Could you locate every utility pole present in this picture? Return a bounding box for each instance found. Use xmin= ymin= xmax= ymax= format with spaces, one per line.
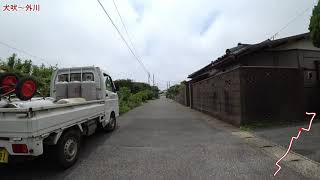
xmin=152 ymin=74 xmax=154 ymax=87
xmin=148 ymin=72 xmax=150 ymax=85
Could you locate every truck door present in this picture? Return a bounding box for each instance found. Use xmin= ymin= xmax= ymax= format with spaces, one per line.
xmin=103 ymin=73 xmax=119 ymax=120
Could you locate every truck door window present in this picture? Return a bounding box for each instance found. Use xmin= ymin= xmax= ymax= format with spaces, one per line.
xmin=105 ymin=76 xmax=113 ymax=92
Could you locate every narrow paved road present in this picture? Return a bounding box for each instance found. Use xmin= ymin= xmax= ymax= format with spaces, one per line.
xmin=0 ymin=97 xmax=305 ymax=179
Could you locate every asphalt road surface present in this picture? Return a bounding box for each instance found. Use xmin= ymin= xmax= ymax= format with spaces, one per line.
xmin=0 ymin=97 xmax=306 ymax=180
xmin=254 ymin=122 xmax=320 ymax=163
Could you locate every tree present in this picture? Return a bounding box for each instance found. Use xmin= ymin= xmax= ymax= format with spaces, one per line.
xmin=166 ymin=83 xmax=184 ymax=99
xmin=309 ymin=1 xmax=320 ymax=47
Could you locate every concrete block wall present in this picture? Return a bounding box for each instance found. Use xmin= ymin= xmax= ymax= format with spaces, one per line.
xmin=175 ymin=86 xmax=187 ymax=106
xmin=240 ymin=67 xmax=304 ymax=124
xmin=192 ymin=68 xmax=242 ymax=125
xmin=189 ymin=67 xmax=304 ymax=126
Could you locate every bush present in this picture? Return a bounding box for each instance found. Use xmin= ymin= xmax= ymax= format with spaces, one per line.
xmin=118 ymin=87 xmax=131 ymax=102
xmin=128 ymin=94 xmax=142 ymax=109
xmin=119 ymin=102 xmax=130 ymax=114
xmin=115 ymin=79 xmax=160 ymax=115
xmin=136 ymin=90 xmax=152 ymax=102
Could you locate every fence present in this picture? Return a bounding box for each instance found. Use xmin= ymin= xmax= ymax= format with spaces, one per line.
xmin=191 ymin=68 xmax=242 ymax=125
xmin=240 ymin=66 xmax=304 ymax=124
xmin=174 ymin=85 xmax=186 ymax=105
xmin=185 ymin=66 xmax=304 ymax=125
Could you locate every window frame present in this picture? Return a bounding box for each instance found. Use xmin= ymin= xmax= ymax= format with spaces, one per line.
xmin=57 ymin=72 xmax=95 ymax=82
xmin=103 ymin=73 xmax=116 ymax=92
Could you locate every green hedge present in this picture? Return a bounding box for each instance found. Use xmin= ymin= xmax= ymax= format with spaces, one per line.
xmin=117 ymin=85 xmax=159 ymax=115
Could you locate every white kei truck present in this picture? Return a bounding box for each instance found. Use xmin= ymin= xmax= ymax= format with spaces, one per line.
xmin=0 ymin=66 xmax=119 ymax=168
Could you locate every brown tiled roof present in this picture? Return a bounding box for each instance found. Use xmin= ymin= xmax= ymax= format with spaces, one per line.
xmin=188 ymin=32 xmax=310 ymax=78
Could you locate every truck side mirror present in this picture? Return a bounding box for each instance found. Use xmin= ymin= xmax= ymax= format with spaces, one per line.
xmin=114 ymin=84 xmax=119 ymax=92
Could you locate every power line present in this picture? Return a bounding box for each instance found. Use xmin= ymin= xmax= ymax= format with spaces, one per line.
xmin=97 ymin=0 xmax=149 ymax=75
xmin=0 ymin=40 xmax=52 ymax=66
xmin=112 ymin=0 xmax=140 ymax=59
xmin=270 ymin=6 xmax=313 ymax=40
xmin=112 ymin=0 xmax=151 ymax=84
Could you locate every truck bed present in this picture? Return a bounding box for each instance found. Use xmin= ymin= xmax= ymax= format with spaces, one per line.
xmin=0 ymin=100 xmax=106 ymax=138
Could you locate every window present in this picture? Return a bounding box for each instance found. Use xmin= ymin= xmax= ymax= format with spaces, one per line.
xmin=70 ymin=73 xmax=81 ymax=82
xmin=104 ymin=74 xmax=115 ymax=92
xmin=58 ymin=74 xmax=68 ymax=82
xmin=82 ymin=73 xmax=94 ymax=81
xmin=57 ymin=73 xmax=95 ymax=82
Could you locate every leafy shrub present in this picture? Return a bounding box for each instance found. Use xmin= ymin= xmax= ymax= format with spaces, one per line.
xmin=118 ymin=87 xmax=131 ymax=102
xmin=128 ymin=93 xmax=142 ymax=109
xmin=119 ymin=102 xmax=130 ymax=114
xmin=115 ymin=79 xmax=160 ymax=115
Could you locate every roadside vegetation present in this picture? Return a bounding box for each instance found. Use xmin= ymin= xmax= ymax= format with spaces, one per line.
xmin=0 ymin=53 xmax=57 ymax=96
xmin=114 ymin=79 xmax=159 ymax=114
xmin=165 ymin=81 xmax=186 ymax=99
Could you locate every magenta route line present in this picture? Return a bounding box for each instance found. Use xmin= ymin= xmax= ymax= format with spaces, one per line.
xmin=274 ymin=112 xmax=317 ymax=176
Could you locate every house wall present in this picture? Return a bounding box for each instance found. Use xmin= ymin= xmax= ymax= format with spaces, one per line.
xmin=186 ymin=38 xmax=320 ymax=125
xmin=300 ymin=50 xmax=320 ymax=112
xmin=175 ymin=85 xmax=187 ymax=106
xmin=185 ymin=82 xmax=190 ymax=106
xmin=240 ymin=50 xmax=300 ymax=67
xmin=190 ymin=66 xmax=304 ymax=125
xmin=191 ymin=68 xmax=242 ymax=125
xmin=276 ymin=50 xmax=300 ymax=67
xmin=240 ymin=67 xmax=304 ymax=124
xmin=273 ymin=38 xmax=320 ymax=51
xmin=240 ymin=51 xmax=275 ymax=66
xmin=240 ymin=49 xmax=320 ymax=113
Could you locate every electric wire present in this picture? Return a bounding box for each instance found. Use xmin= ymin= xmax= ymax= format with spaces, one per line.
xmin=0 ymin=40 xmax=52 ymax=66
xmin=270 ymin=6 xmax=313 ymax=40
xmin=97 ymin=0 xmax=149 ymax=75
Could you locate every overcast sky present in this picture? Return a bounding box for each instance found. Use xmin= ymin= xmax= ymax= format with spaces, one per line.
xmin=0 ymin=0 xmax=318 ymax=89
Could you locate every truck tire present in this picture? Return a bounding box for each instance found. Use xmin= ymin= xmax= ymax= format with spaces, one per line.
xmin=15 ymin=77 xmax=38 ymax=101
xmin=103 ymin=116 xmax=116 ymax=132
xmin=56 ymin=129 xmax=81 ymax=169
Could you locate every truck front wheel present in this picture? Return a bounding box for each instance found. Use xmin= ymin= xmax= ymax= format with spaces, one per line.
xmin=56 ymin=129 xmax=81 ymax=169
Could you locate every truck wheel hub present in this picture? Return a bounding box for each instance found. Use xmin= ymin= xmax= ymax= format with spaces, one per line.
xmin=64 ymin=139 xmax=77 ymax=162
xmin=110 ymin=118 xmax=115 ymax=127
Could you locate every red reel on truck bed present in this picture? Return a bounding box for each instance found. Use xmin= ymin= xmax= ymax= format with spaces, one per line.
xmin=0 ymin=73 xmax=18 ymax=95
xmin=16 ymin=77 xmax=38 ymax=101
xmin=0 ymin=73 xmax=38 ymax=101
